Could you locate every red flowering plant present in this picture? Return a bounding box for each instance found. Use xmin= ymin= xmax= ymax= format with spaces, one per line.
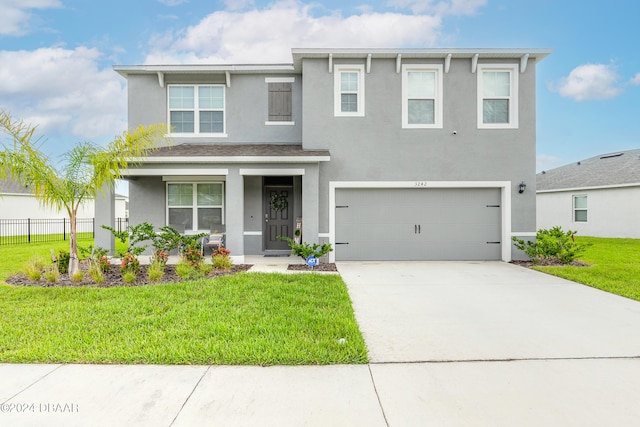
xmin=99 ymin=255 xmax=111 ymax=273
xmin=152 ymin=249 xmax=169 ymax=266
xmin=183 ymin=244 xmax=203 ymax=268
xmin=212 ymin=246 xmax=232 ymax=270
xmin=119 ymin=252 xmax=140 ymax=276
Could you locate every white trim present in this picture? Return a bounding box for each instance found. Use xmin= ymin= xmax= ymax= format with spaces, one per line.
xmin=265 ymin=77 xmax=295 ymax=83
xmin=477 ymin=64 xmax=519 ymax=129
xmin=471 ymin=54 xmax=479 ymax=73
xmin=166 ymin=181 xmax=225 ymax=231
xmin=511 ymin=231 xmax=536 ymax=237
xmin=122 ymin=168 xmax=229 ymax=176
xmin=334 ymin=64 xmax=365 ymax=117
xmin=444 ymin=53 xmax=452 ymax=73
xmin=328 ymin=181 xmax=512 ymax=263
xmin=225 ymin=71 xmax=231 ymax=87
xmin=265 ymin=121 xmax=295 ymax=126
xmin=520 ymin=54 xmax=530 ymax=73
xmin=396 ymin=54 xmax=402 ymax=73
xmin=162 ymin=175 xmax=226 ymax=182
xmin=402 ymin=64 xmax=443 ymax=129
xmin=239 ymin=168 xmax=305 ymax=176
xmin=318 ymin=232 xmax=330 ymax=238
xmin=157 ymin=72 xmax=165 ymax=88
xmin=130 ymin=156 xmax=330 ymax=164
xmin=366 ymin=54 xmax=372 ymax=73
xmin=243 ymin=231 xmax=262 ymax=236
xmin=537 ymin=182 xmax=640 ymax=193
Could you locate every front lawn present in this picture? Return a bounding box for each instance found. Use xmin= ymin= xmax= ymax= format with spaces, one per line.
xmin=0 ymin=272 xmax=368 ymax=365
xmin=533 ymin=236 xmax=640 ymax=302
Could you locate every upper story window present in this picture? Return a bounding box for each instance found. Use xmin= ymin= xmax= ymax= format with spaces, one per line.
xmin=402 ymin=64 xmax=443 ymax=128
xmin=265 ymin=77 xmax=294 ymax=125
xmin=477 ymin=64 xmax=518 ymax=129
xmin=168 ymin=85 xmax=225 ymax=135
xmin=573 ymin=195 xmax=587 ymax=222
xmin=334 ymin=64 xmax=365 ymax=117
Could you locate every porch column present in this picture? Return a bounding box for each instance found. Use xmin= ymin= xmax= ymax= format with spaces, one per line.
xmin=225 ymin=169 xmax=245 ymax=262
xmin=301 ymin=164 xmax=319 ymax=243
xmin=95 ymin=182 xmax=115 ymax=254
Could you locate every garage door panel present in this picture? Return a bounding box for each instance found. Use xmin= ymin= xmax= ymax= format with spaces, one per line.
xmin=335 ymin=188 xmax=501 ymax=261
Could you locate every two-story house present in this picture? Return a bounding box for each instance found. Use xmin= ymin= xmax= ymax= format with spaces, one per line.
xmin=97 ymin=48 xmax=550 ymax=262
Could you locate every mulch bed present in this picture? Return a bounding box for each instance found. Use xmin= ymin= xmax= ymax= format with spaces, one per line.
xmin=510 ymin=259 xmax=590 ymax=268
xmin=287 ymin=263 xmax=338 ymax=272
xmin=6 ymin=264 xmax=253 ymax=288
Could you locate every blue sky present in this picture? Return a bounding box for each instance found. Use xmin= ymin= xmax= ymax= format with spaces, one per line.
xmin=1 ymin=0 xmax=639 ymax=184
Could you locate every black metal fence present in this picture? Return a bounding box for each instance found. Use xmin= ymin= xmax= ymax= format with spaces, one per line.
xmin=0 ymin=218 xmax=129 ymax=245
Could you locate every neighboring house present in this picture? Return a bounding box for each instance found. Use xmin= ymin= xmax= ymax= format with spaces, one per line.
xmin=97 ymin=47 xmax=551 ymax=262
xmin=537 ymin=149 xmax=640 ymax=238
xmin=0 ymin=178 xmax=128 ymax=220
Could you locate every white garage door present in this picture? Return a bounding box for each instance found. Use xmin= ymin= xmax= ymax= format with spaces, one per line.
xmin=335 ymin=188 xmax=502 ymax=261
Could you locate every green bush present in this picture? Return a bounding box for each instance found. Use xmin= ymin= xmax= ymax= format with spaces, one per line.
xmin=147 ymin=261 xmax=165 ymax=283
xmin=56 ymin=250 xmax=70 ymax=274
xmin=24 ymin=255 xmax=46 ymax=280
xmin=278 ymin=236 xmax=333 ymax=261
xmin=512 ymin=226 xmax=590 ymax=264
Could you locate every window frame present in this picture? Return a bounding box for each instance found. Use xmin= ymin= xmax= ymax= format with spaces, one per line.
xmin=167 ymin=84 xmax=226 ymax=136
xmin=477 ymin=64 xmax=519 ymax=129
xmin=166 ymin=182 xmax=225 ymax=232
xmin=402 ymin=64 xmax=443 ymax=129
xmin=334 ymin=64 xmax=365 ymax=117
xmin=573 ymin=194 xmax=588 ymax=223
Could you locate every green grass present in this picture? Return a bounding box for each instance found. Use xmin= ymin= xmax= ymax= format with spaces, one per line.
xmin=0 ymin=241 xmax=368 ymax=365
xmin=533 ymin=236 xmax=640 ymax=302
xmin=0 ymin=232 xmax=93 ymax=246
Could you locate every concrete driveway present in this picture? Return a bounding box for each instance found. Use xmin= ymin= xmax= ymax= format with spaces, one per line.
xmin=338 ymin=261 xmax=640 ymax=363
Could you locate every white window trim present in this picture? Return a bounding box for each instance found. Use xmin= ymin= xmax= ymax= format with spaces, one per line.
xmin=167 ymin=84 xmax=227 ymax=137
xmin=166 ymin=182 xmax=225 ymax=232
xmin=477 ymin=64 xmax=519 ymax=129
xmin=402 ymin=64 xmax=443 ymax=129
xmin=334 ymin=64 xmax=365 ymax=117
xmin=573 ymin=194 xmax=588 ymax=223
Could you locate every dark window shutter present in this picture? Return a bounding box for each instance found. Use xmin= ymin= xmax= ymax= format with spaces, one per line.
xmin=268 ymin=83 xmax=292 ymax=121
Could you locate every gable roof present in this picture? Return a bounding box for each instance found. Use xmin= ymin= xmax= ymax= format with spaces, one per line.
xmin=537 ymin=149 xmax=640 ymax=191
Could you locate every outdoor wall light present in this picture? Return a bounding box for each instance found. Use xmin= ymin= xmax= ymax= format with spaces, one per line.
xmin=518 ymin=181 xmax=527 ymax=194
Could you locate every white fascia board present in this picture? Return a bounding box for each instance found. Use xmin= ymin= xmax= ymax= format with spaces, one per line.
xmin=114 ymin=64 xmax=295 ymax=77
xmin=239 ymin=168 xmax=305 ymax=176
xmin=130 ymin=156 xmax=330 ymax=163
xmin=121 ymin=168 xmax=229 ymax=176
xmin=537 ymin=183 xmax=640 ymax=193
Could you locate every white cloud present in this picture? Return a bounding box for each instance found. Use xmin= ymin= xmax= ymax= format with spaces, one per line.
xmin=0 ymin=0 xmax=61 ymax=36
xmin=552 ymin=63 xmax=622 ymax=101
xmin=630 ymin=72 xmax=640 ymax=86
xmin=145 ymin=0 xmax=443 ymax=64
xmin=387 ymin=0 xmax=487 ymax=15
xmin=0 ymin=47 xmax=126 ymax=144
xmin=536 ymin=154 xmax=564 ymax=172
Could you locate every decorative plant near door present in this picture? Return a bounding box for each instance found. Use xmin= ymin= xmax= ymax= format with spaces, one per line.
xmin=278 ymin=236 xmax=333 ymax=262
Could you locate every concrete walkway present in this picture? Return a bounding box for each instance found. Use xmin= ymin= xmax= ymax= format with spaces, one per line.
xmin=2 ymin=261 xmax=640 ymax=426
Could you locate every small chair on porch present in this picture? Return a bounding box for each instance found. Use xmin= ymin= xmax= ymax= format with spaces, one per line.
xmin=201 ymin=225 xmax=226 ymax=255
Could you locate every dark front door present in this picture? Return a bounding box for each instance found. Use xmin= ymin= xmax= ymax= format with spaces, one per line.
xmin=264 ymin=185 xmax=293 ymax=250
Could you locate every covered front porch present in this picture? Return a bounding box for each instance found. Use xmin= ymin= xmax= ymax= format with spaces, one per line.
xmin=95 ymin=144 xmax=330 ymax=263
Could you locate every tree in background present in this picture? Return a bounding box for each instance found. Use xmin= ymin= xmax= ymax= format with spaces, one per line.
xmin=0 ymin=110 xmax=167 ymax=276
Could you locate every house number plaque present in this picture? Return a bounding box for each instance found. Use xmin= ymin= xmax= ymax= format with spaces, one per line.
xmin=414 ymin=181 xmax=429 ymax=187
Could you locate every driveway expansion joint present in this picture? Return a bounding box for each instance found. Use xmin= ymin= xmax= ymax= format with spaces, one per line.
xmin=369 ymin=355 xmax=640 ymax=365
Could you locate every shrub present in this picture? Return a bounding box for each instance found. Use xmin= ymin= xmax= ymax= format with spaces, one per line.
xmin=102 ymin=222 xmax=156 ymax=257
xmin=122 ymin=271 xmax=137 ymax=284
xmin=152 ymin=249 xmax=169 ymax=266
xmin=278 ymin=236 xmax=333 ymax=262
xmin=24 ymin=255 xmax=46 ymax=281
xmin=176 ymin=260 xmax=195 ymax=280
xmin=119 ymin=253 xmax=140 ymax=277
xmin=71 ymin=271 xmax=84 ymax=283
xmin=99 ymin=255 xmax=111 ymax=273
xmin=56 ymin=250 xmax=70 ymax=274
xmin=183 ymin=245 xmax=203 ymax=269
xmin=512 ymin=226 xmax=590 ymax=264
xmin=198 ymin=263 xmax=213 ymax=277
xmin=88 ymin=265 xmax=105 ymax=284
xmin=43 ymin=267 xmax=59 ymax=283
xmin=212 ymin=246 xmax=233 ymax=270
xmin=147 ymin=261 xmax=165 ymax=283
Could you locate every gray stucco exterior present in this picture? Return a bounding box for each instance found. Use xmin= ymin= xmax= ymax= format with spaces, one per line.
xmin=97 ymin=48 xmax=550 ymax=262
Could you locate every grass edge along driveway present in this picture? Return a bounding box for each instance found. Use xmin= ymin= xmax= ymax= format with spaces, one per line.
xmin=0 ymin=272 xmax=369 ymax=365
xmin=532 ymin=236 xmax=640 ymax=302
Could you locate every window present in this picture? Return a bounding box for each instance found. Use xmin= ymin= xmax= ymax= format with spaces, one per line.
xmin=167 ymin=183 xmax=224 ymax=231
xmin=266 ymin=78 xmax=294 ymax=125
xmin=573 ymin=195 xmax=587 ymax=222
xmin=334 ymin=64 xmax=365 ymax=117
xmin=477 ymin=64 xmax=518 ymax=129
xmin=168 ymin=85 xmax=225 ymax=135
xmin=402 ymin=64 xmax=443 ymax=128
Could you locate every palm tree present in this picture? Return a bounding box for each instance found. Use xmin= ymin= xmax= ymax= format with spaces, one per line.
xmin=0 ymin=110 xmax=167 ymax=276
